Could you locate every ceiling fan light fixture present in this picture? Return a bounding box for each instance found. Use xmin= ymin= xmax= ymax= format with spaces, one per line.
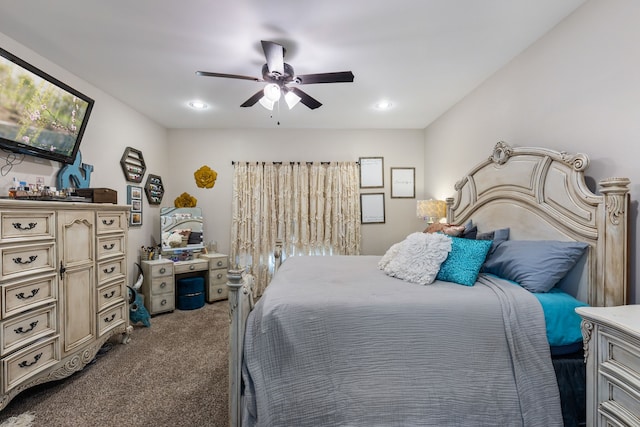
xmin=263 ymin=83 xmax=281 ymax=102
xmin=259 ymin=96 xmax=275 ymax=111
xmin=284 ymin=91 xmax=301 ymax=109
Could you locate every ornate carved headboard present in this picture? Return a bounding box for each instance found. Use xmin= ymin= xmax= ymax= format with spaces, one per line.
xmin=446 ymin=142 xmax=630 ymax=307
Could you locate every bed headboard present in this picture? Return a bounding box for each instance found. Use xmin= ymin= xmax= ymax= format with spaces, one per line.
xmin=446 ymin=141 xmax=630 ymax=307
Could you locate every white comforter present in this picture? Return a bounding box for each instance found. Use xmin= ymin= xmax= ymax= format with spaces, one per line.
xmin=241 ymin=255 xmax=563 ymax=427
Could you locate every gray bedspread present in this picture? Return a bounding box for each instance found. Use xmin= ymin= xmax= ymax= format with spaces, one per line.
xmin=241 ymin=255 xmax=563 ymax=426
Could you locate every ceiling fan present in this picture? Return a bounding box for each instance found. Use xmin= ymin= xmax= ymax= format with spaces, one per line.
xmin=196 ymin=40 xmax=354 ymax=110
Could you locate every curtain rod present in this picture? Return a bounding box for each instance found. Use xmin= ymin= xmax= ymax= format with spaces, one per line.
xmin=231 ymin=161 xmax=357 ymax=166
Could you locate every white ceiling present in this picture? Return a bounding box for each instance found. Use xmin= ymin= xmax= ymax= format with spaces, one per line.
xmin=0 ymin=0 xmax=586 ymax=129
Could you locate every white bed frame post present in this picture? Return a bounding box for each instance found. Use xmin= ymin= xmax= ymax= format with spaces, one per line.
xmin=597 ymin=177 xmax=630 ymax=307
xmin=227 ymin=267 xmax=251 ymax=427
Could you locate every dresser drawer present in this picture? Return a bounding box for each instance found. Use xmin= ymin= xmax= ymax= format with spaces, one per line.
xmin=0 ymin=242 xmax=56 ymax=281
xmin=148 ymin=293 xmax=174 ymax=313
xmin=97 ymin=235 xmax=125 ymax=260
xmin=208 ymin=255 xmax=229 ymax=270
xmin=97 ymin=257 xmax=126 ymax=285
xmin=209 ymin=269 xmax=227 ymax=286
xmin=1 ymin=305 xmax=57 ymax=356
xmin=1 ymin=274 xmax=57 ymax=319
xmin=96 ymin=212 xmax=126 ymax=234
xmin=207 ymin=283 xmax=228 ymax=302
xmin=97 ymin=302 xmax=126 ymax=337
xmin=174 ymin=259 xmax=208 ymax=274
xmin=3 ymin=336 xmax=59 ymax=392
xmin=147 ymin=262 xmax=173 ymax=278
xmin=97 ymin=280 xmax=125 ymax=312
xmin=0 ymin=211 xmax=55 ymax=242
xmin=149 ymin=276 xmax=174 ymax=295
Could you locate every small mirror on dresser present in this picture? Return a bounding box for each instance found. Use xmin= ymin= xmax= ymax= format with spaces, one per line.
xmin=160 ymin=207 xmax=205 ymax=255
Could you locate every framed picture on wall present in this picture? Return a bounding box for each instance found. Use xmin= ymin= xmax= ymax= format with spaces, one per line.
xmin=390 ymin=167 xmax=415 ymax=198
xmin=127 ymin=185 xmax=143 ymax=226
xmin=359 ymin=157 xmax=384 ymax=188
xmin=360 ymin=193 xmax=385 ymax=224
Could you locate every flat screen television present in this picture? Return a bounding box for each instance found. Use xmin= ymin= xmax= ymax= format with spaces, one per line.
xmin=0 ymin=46 xmax=94 ymax=164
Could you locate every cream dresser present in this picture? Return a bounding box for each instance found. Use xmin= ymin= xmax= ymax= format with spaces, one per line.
xmin=576 ymin=305 xmax=640 ymax=426
xmin=0 ymin=200 xmax=131 ymax=410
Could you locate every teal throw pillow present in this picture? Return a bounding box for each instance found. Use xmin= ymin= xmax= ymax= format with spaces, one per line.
xmin=436 ymin=237 xmax=492 ymax=286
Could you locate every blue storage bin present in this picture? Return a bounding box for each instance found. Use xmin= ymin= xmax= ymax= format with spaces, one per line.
xmin=176 ymin=277 xmax=205 ymax=310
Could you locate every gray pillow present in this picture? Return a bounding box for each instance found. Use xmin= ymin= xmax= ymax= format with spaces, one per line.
xmin=477 ymin=227 xmax=510 ymax=255
xmin=482 ymin=240 xmax=589 ymax=292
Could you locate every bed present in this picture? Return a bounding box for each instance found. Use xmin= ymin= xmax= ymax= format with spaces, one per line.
xmin=227 ymin=142 xmax=630 ymax=427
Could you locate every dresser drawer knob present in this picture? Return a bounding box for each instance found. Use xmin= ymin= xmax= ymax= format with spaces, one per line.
xmin=16 ymin=288 xmax=40 ymax=300
xmin=160 ymin=281 xmax=167 ymax=288
xmin=104 ymin=314 xmax=116 ymax=323
xmin=13 ymin=255 xmax=38 ymax=265
xmin=189 ymin=265 xmax=196 ymax=271
xmin=103 ymin=243 xmax=116 ymax=250
xmin=216 ymin=273 xmax=223 ymax=280
xmin=103 ymin=290 xmax=116 ymax=299
xmin=103 ymin=266 xmax=116 ymax=274
xmin=18 ymin=352 xmax=42 ymax=368
xmin=12 ymin=222 xmax=37 ymax=231
xmin=217 ymin=261 xmax=223 ymax=267
xmin=159 ymin=267 xmax=166 ymax=274
xmin=14 ymin=321 xmax=39 ymax=334
xmin=102 ymin=219 xmax=115 ymax=226
xmin=160 ymin=299 xmax=167 ymax=306
xmin=217 ymin=288 xmax=223 ymax=294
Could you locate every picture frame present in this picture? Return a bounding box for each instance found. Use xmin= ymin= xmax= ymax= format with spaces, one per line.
xmin=390 ymin=167 xmax=415 ymax=198
xmin=359 ymin=157 xmax=384 ymax=188
xmin=127 ymin=185 xmax=143 ymax=226
xmin=360 ymin=193 xmax=385 ymax=224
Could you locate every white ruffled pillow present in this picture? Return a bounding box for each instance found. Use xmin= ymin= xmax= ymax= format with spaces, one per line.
xmin=378 ymin=232 xmax=452 ymax=285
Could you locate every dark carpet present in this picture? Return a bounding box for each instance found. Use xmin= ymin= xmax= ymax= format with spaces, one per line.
xmin=0 ymin=301 xmax=229 ymax=427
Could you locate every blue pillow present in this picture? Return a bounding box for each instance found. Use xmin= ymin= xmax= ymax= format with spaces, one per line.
xmin=477 ymin=227 xmax=510 ymax=255
xmin=482 ymin=240 xmax=589 ymax=292
xmin=436 ymin=237 xmax=492 ymax=286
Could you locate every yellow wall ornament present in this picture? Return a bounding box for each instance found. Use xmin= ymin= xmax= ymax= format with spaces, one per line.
xmin=194 ymin=165 xmax=218 ymax=189
xmin=174 ymin=192 xmax=197 ymax=208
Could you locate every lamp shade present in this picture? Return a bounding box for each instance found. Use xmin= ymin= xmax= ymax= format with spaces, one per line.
xmin=416 ymin=199 xmax=446 ymax=222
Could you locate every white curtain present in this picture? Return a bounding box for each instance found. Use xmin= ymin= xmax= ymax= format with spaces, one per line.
xmin=230 ymin=161 xmax=361 ymax=295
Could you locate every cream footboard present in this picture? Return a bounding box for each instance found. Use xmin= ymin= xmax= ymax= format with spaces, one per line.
xmin=227 ymin=240 xmax=282 ymax=427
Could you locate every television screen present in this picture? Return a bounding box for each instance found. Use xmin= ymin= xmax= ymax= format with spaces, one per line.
xmin=0 ymin=46 xmax=94 ymax=164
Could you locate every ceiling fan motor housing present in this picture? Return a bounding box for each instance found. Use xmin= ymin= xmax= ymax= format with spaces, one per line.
xmin=262 ymin=63 xmax=295 ymax=86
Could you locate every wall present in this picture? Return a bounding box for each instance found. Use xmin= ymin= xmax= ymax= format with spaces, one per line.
xmin=0 ymin=32 xmax=170 ymax=279
xmin=166 ymin=129 xmax=426 ymax=256
xmin=423 ymin=0 xmax=639 ymax=304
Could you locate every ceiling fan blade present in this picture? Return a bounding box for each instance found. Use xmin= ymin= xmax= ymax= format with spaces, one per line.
xmin=295 ymin=71 xmax=354 ymax=85
xmin=289 ymin=87 xmax=322 ymax=110
xmin=261 ymin=40 xmax=285 ymax=75
xmin=196 ymin=71 xmax=261 ymax=82
xmin=240 ymin=90 xmax=265 ymax=107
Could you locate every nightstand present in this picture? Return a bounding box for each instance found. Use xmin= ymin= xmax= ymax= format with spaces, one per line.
xmin=140 ymin=259 xmax=175 ymax=315
xmin=576 ymin=305 xmax=640 ymax=426
xmin=199 ymin=253 xmax=229 ymax=302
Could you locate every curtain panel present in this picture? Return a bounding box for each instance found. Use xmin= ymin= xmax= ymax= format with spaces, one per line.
xmin=230 ymin=161 xmax=361 ymax=295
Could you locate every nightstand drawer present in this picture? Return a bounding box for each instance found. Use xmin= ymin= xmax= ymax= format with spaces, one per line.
xmin=148 ymin=262 xmax=173 ymax=278
xmin=1 ymin=305 xmax=57 ymax=356
xmin=208 ymin=283 xmax=228 ymax=302
xmin=149 ymin=277 xmax=174 ymax=296
xmin=149 ymin=294 xmax=174 ymax=313
xmin=2 ymin=274 xmax=56 ymax=319
xmin=598 ymin=327 xmax=640 ymax=380
xmin=208 ymin=255 xmax=229 ymax=270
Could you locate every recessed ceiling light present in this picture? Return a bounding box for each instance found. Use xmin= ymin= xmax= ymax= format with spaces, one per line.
xmin=374 ymin=100 xmax=393 ymax=110
xmin=188 ymin=100 xmax=208 ymax=110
